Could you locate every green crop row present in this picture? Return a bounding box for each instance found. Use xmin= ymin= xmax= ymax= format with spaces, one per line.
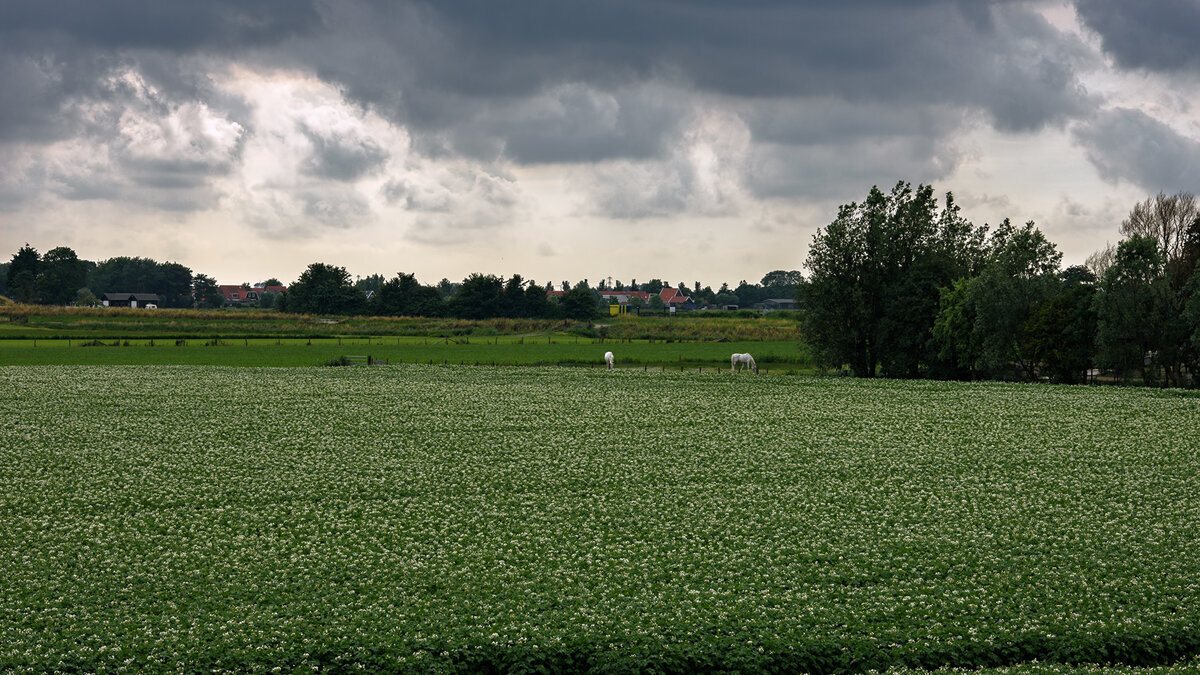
xmin=1 ymin=366 xmax=1198 ymax=672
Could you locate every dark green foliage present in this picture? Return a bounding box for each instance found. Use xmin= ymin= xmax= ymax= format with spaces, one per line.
xmin=1023 ymin=269 xmax=1098 ymax=384
xmin=192 ymin=273 xmax=225 ymax=309
xmin=558 ymin=285 xmax=598 ymax=320
xmin=370 ymin=272 xmax=446 ymax=317
xmin=804 ymin=183 xmax=988 ymax=377
xmin=88 ymin=256 xmax=194 ymax=308
xmin=36 ymin=246 xmax=88 ymax=305
xmin=1094 ymin=236 xmax=1167 ymax=384
xmin=279 ymin=262 xmax=368 ymax=315
xmin=933 ymin=220 xmax=1066 ymax=380
xmin=6 ymin=244 xmax=41 ymax=303
xmin=447 ymin=273 xmax=505 ymax=319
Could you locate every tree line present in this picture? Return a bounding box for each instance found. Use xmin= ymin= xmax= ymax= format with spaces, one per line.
xmin=2 ymin=245 xmax=801 ymax=321
xmin=1 ymin=249 xmax=197 ymax=308
xmin=275 ymin=266 xmax=801 ymax=320
xmin=803 ymin=183 xmax=1200 ymax=386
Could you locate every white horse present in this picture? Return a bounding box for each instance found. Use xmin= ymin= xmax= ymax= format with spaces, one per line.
xmin=731 ymin=353 xmax=757 ymax=373
xmin=604 ymin=351 xmax=614 ymax=370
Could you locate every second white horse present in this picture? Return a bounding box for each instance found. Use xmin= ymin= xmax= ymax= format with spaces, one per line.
xmin=731 ymin=353 xmax=757 ymax=373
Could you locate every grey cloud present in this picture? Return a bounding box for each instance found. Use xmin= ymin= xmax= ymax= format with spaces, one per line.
xmin=300 ymin=188 xmax=372 ymax=227
xmin=1072 ymin=107 xmax=1200 ymax=192
xmin=297 ymin=0 xmax=1095 ymax=163
xmin=301 ymin=127 xmax=389 ymax=182
xmin=741 ymin=98 xmax=966 ymax=200
xmin=0 ymin=0 xmax=322 ymax=52
xmin=481 ymin=84 xmax=684 ymax=164
xmin=382 ymin=163 xmax=522 ymax=244
xmin=0 ymin=1 xmax=314 ymax=145
xmin=748 ymin=135 xmax=963 ymax=202
xmin=1075 ymin=0 xmax=1200 ymax=72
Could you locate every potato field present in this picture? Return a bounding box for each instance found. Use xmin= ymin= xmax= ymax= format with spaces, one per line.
xmin=2 ymin=365 xmax=1199 ymax=673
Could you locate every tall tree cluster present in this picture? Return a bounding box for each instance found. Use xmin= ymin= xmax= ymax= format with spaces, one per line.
xmin=805 ymin=185 xmax=1200 ymax=386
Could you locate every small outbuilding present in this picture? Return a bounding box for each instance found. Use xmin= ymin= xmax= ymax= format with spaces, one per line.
xmin=101 ymin=293 xmax=160 ymax=308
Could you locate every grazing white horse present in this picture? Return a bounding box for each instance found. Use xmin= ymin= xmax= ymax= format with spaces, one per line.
xmin=604 ymin=351 xmax=614 ymax=370
xmin=731 ymin=352 xmax=758 ymax=373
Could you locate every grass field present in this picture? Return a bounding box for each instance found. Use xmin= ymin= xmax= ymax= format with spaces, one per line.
xmin=2 ymin=365 xmax=1199 ymax=672
xmin=0 ymin=337 xmax=813 ymax=371
xmin=0 ymin=304 xmax=804 ymax=343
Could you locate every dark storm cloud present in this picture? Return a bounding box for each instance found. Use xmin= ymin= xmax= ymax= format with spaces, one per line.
xmin=398 ymin=1 xmax=1091 ymax=127
xmin=1 ymin=0 xmax=1181 ymax=229
xmin=0 ymin=0 xmax=319 ymax=143
xmin=0 ymin=0 xmax=321 ymax=52
xmin=290 ymin=0 xmax=1095 ymax=167
xmin=1073 ymin=108 xmax=1200 ymax=193
xmin=1074 ymin=0 xmax=1200 ymax=72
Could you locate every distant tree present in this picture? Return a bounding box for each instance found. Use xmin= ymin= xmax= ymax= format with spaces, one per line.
xmin=89 ymin=257 xmax=192 ymax=307
xmin=931 ymin=220 xmax=1063 ymax=380
xmin=559 ymin=285 xmax=598 ymax=320
xmin=1094 ymin=236 xmax=1165 ymax=384
xmin=648 ymin=295 xmax=665 ymax=311
xmin=280 ymin=263 xmax=367 ymax=315
xmin=448 ymin=274 xmax=505 ymax=319
xmin=760 ymin=270 xmax=804 ymax=288
xmin=192 ymin=274 xmax=225 ymax=309
xmin=734 ymin=280 xmax=764 ymax=307
xmin=502 ymin=275 xmax=527 ymax=317
xmin=6 ymin=244 xmax=40 ymax=303
xmin=36 ymin=246 xmax=87 ymax=305
xmin=522 ymin=281 xmax=553 ymax=318
xmin=1086 ymin=243 xmax=1116 ymax=281
xmin=806 ymin=184 xmax=943 ymax=376
xmin=0 ymin=262 xmax=9 ymax=296
xmin=1120 ymin=192 xmax=1198 ymax=274
xmin=714 ymin=292 xmax=739 ymax=307
xmin=371 ymin=272 xmax=445 ymax=317
xmin=1185 ymin=261 xmax=1200 ymax=359
xmin=437 ymin=278 xmax=459 ymax=299
xmin=1022 ymin=266 xmax=1098 ymax=383
xmin=158 ymin=262 xmax=193 ymax=308
xmin=261 ymin=277 xmax=283 ymax=287
xmin=257 ymin=290 xmax=281 ymax=309
xmin=642 ymin=279 xmax=665 ymax=294
xmin=74 ymin=288 xmax=99 ymax=307
xmin=355 ymin=273 xmax=386 ymax=296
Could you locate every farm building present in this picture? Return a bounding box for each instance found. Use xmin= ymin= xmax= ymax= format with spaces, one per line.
xmin=101 ymin=293 xmax=159 ymax=308
xmin=754 ymin=298 xmax=798 ymax=311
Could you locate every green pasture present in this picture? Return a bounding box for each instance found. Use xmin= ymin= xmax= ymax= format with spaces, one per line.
xmin=2 ymin=365 xmax=1199 ymax=672
xmin=0 ymin=336 xmax=814 ymax=371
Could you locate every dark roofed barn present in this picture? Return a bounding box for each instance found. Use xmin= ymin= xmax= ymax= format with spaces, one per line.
xmin=101 ymin=293 xmax=160 ymax=308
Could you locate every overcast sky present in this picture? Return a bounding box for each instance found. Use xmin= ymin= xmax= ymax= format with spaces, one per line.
xmin=2 ymin=0 xmax=1198 ymax=289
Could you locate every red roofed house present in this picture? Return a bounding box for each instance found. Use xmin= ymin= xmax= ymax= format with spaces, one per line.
xmin=659 ymin=287 xmax=692 ymax=308
xmin=219 ymin=284 xmax=287 ymax=304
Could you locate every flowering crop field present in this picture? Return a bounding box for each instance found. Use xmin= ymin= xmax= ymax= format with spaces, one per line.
xmin=2 ymin=365 xmax=1199 ymax=673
